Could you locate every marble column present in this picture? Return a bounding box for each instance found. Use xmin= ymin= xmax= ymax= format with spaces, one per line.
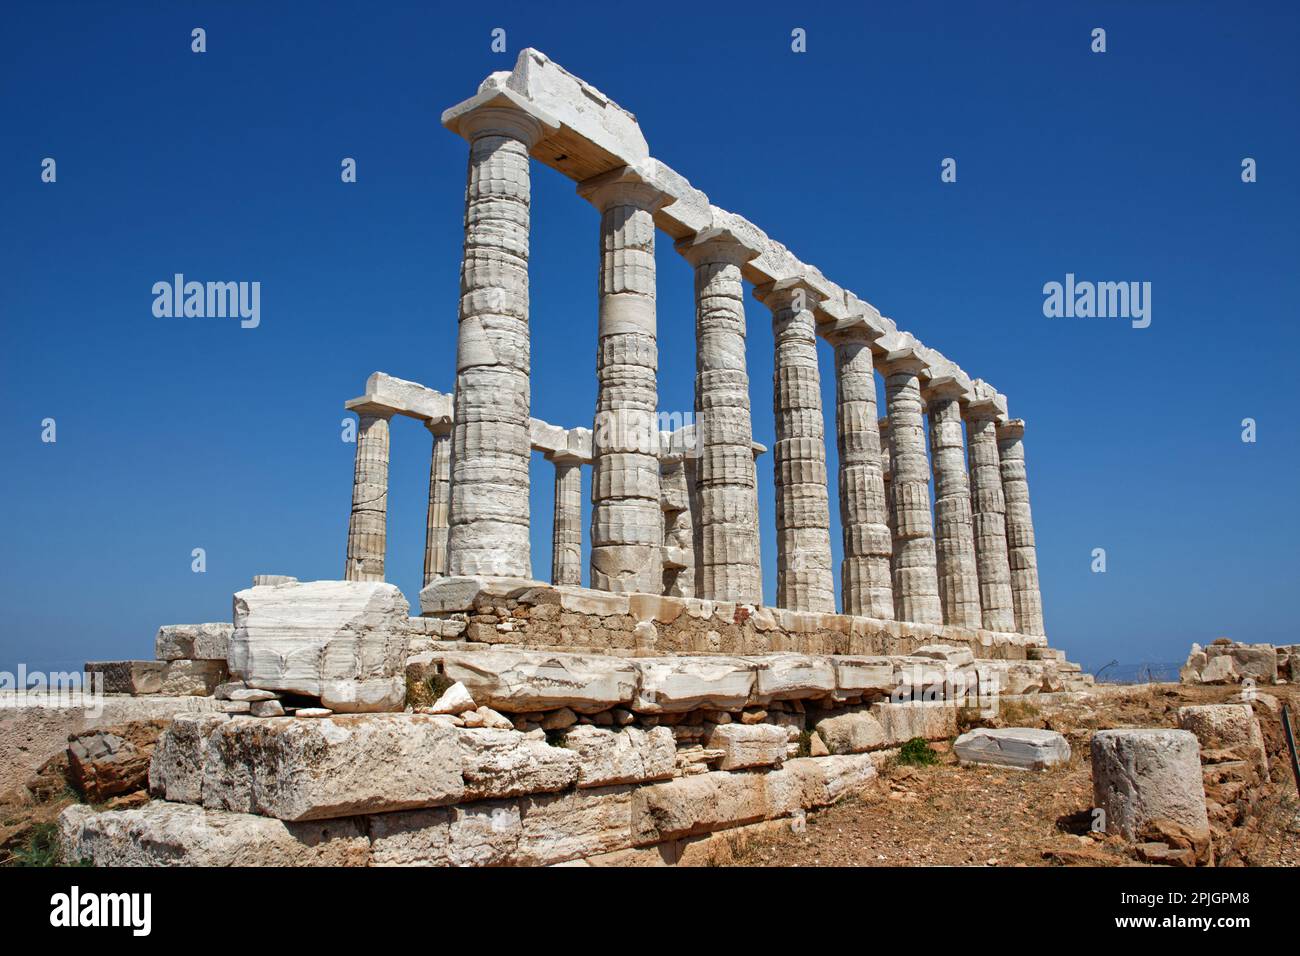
xmin=879 ymin=418 xmax=898 ymax=584
xmin=659 ymin=441 xmax=695 ymax=598
xmin=445 ymin=104 xmax=545 ymax=579
xmin=549 ymin=454 xmax=583 ymax=587
xmin=830 ymin=330 xmax=894 ymax=619
xmin=924 ymin=381 xmax=982 ymax=628
xmin=997 ymin=419 xmax=1046 ymax=636
xmin=676 ymin=231 xmax=761 ymax=603
xmin=422 ymin=425 xmax=452 ymax=587
xmin=579 ymin=168 xmax=664 ymax=594
xmin=344 ymin=409 xmax=392 ymax=583
xmin=879 ymin=349 xmax=942 ymax=624
xmin=965 ymin=394 xmax=1016 ymax=632
xmin=756 ymin=280 xmax=835 ymax=613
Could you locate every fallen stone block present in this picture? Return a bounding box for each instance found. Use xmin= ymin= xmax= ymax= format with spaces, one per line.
xmin=953 ymin=728 xmax=1071 ymax=771
xmin=84 ymin=661 xmax=163 ymax=696
xmin=704 ymin=723 xmax=788 ymax=770
xmin=632 ymin=656 xmax=756 ymax=713
xmin=1177 ymin=704 xmax=1268 ymax=773
xmin=441 ymin=649 xmax=638 ymax=714
xmin=1199 ymin=655 xmax=1239 ymax=685
xmin=228 ymin=580 xmax=409 ymax=713
xmin=67 ymin=724 xmax=164 ymax=802
xmin=60 ymin=801 xmax=370 ymax=867
xmin=560 ymin=725 xmax=676 ymax=788
xmin=1091 ymin=729 xmax=1210 ymax=842
xmin=201 ymin=715 xmax=464 ymax=821
xmin=154 ymin=623 xmax=233 ymax=662
xmin=869 ymin=701 xmax=957 ymax=746
xmin=814 ymin=711 xmax=887 ymax=755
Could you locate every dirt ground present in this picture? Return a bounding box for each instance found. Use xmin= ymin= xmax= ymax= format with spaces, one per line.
xmin=722 ymin=683 xmax=1300 ymax=868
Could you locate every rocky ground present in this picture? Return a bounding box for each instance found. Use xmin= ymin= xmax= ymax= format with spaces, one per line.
xmin=719 ymin=683 xmax=1300 ymax=868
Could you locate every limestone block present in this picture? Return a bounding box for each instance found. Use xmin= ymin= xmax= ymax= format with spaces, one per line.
xmin=67 ymin=728 xmax=159 ymax=803
xmin=830 ymin=656 xmax=897 ymax=696
xmin=953 ymin=728 xmax=1070 ymax=770
xmin=749 ymin=654 xmax=836 ymax=703
xmin=418 ymin=576 xmax=544 ymax=614
xmin=60 ymin=801 xmax=370 ymax=867
xmin=155 ymin=624 xmax=233 ymax=662
xmin=159 ymin=659 xmax=228 ymax=697
xmin=1176 ymin=704 xmax=1268 ymax=773
xmin=631 ymin=771 xmax=771 ymax=844
xmin=704 ymin=723 xmax=789 ymax=770
xmin=201 ymin=715 xmax=464 ymax=821
xmin=368 ymin=803 xmax=521 ymax=867
xmin=912 ymin=644 xmax=976 ymax=667
xmin=1090 ymin=729 xmax=1210 ymax=842
xmin=148 ymin=713 xmax=230 ymax=803
xmin=251 ymin=700 xmax=285 ymax=717
xmin=514 ymin=786 xmax=637 ymax=866
xmin=228 ymin=580 xmax=409 ymax=713
xmin=869 ymin=702 xmax=958 ymax=745
xmin=814 ymin=711 xmax=887 ymax=754
xmin=1199 ymin=655 xmax=1239 ymax=684
xmin=631 ymin=656 xmax=756 ymax=713
xmin=1227 ymin=645 xmax=1278 ymax=683
xmin=765 ymin=754 xmax=878 ymax=813
xmin=560 ymin=725 xmax=676 ymax=788
xmin=458 ymin=727 xmax=579 ymax=800
xmin=427 ymin=681 xmax=477 ymax=716
xmin=84 ymin=661 xmax=163 ymax=696
xmin=441 ymin=649 xmax=638 ymax=714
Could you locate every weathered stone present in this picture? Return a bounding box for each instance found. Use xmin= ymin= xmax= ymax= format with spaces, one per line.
xmin=953 ymin=728 xmax=1070 ymax=771
xmin=814 ymin=711 xmax=887 ymax=755
xmin=427 ymin=681 xmax=477 ymax=716
xmin=201 ymin=715 xmax=464 ymax=820
xmin=750 ymin=654 xmax=836 ymax=703
xmin=229 ymin=688 xmax=279 ymax=702
xmin=458 ymin=727 xmax=579 ymax=800
xmin=1177 ymin=704 xmax=1268 ymax=773
xmin=561 ymin=725 xmax=676 ymax=787
xmin=67 ymin=725 xmax=162 ymax=802
xmin=250 ymin=700 xmax=285 ymax=718
xmin=1199 ymin=655 xmax=1239 ymax=684
xmin=60 ymin=801 xmax=370 ymax=867
xmin=441 ymin=649 xmax=637 ymax=714
xmin=155 ymin=623 xmax=233 ymax=662
xmin=631 ymin=770 xmax=771 ymax=843
xmin=912 ymin=644 xmax=976 ymax=667
xmin=84 ymin=661 xmax=163 ymax=696
xmin=1090 ymin=729 xmax=1210 ymax=842
xmin=148 ymin=713 xmax=231 ymax=803
xmin=159 ymin=659 xmax=228 ymax=696
xmin=704 ymin=723 xmax=788 ymax=770
xmin=869 ymin=701 xmax=957 ymax=745
xmin=228 ymin=580 xmax=409 ymax=713
xmin=830 ymin=656 xmax=896 ymax=696
xmin=632 ymin=656 xmax=756 ymax=713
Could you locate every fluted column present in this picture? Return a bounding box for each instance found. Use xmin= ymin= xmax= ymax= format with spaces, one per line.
xmin=965 ymin=394 xmax=1016 ymax=631
xmin=422 ymin=425 xmax=452 ymax=586
xmin=756 ymin=280 xmax=835 ymax=613
xmin=879 ymin=417 xmax=898 ymax=586
xmin=830 ymin=330 xmax=893 ymax=619
xmin=549 ymin=454 xmax=583 ymax=587
xmin=879 ymin=350 xmax=942 ymax=624
xmin=344 ymin=409 xmax=392 ymax=582
xmin=444 ymin=104 xmax=545 ymax=578
xmin=924 ymin=381 xmax=982 ymax=627
xmin=997 ymin=419 xmax=1046 ymax=636
xmin=676 ymin=231 xmax=761 ymax=603
xmin=659 ymin=442 xmax=695 ymax=598
xmin=579 ymin=168 xmax=664 ymax=594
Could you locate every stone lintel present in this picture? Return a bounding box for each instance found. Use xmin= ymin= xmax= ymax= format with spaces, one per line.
xmin=346 ymin=372 xmax=452 ymax=426
xmin=963 ymin=379 xmax=1010 ymax=420
xmin=440 ymin=85 xmax=558 ymax=147
xmin=752 ymin=275 xmax=827 ymax=309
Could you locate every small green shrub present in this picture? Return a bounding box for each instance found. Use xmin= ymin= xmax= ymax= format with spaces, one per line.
xmin=9 ymin=822 xmax=64 ymax=867
xmin=896 ymin=737 xmax=939 ymax=766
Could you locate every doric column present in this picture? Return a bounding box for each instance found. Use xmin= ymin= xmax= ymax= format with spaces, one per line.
xmin=755 ymin=279 xmax=835 ymax=613
xmin=549 ymin=453 xmax=583 ymax=587
xmin=878 ymin=343 xmax=942 ymax=624
xmin=923 ymin=377 xmax=982 ymax=628
xmin=443 ymin=102 xmax=546 ymax=579
xmin=829 ymin=328 xmax=893 ymax=619
xmin=579 ymin=168 xmax=665 ymax=594
xmin=997 ymin=419 xmax=1046 ymax=636
xmin=659 ymin=434 xmax=695 ymax=598
xmin=344 ymin=408 xmax=392 ymax=582
xmin=675 ymin=230 xmax=761 ymax=603
xmin=879 ymin=417 xmax=897 ymax=585
xmin=964 ymin=385 xmax=1016 ymax=631
xmin=422 ymin=425 xmax=452 ymax=586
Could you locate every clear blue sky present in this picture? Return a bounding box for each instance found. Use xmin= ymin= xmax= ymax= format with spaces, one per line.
xmin=3 ymin=1 xmax=1297 ymax=676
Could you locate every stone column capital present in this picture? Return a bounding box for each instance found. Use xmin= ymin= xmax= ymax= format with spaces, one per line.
xmin=546 ymin=450 xmax=585 ymax=466
xmin=442 ymin=87 xmax=557 ymax=147
xmin=996 ymin=418 xmax=1026 ymax=441
xmin=424 ymin=418 xmax=453 ymax=437
xmin=674 ymin=227 xmax=760 ymax=268
xmin=752 ymin=276 xmax=825 ymax=311
xmin=345 ymin=399 xmax=396 ymax=420
xmin=577 ymin=166 xmax=671 ymax=213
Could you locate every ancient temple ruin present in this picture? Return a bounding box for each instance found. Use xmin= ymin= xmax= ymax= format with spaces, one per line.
xmin=343 ymin=48 xmax=1047 ymax=647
